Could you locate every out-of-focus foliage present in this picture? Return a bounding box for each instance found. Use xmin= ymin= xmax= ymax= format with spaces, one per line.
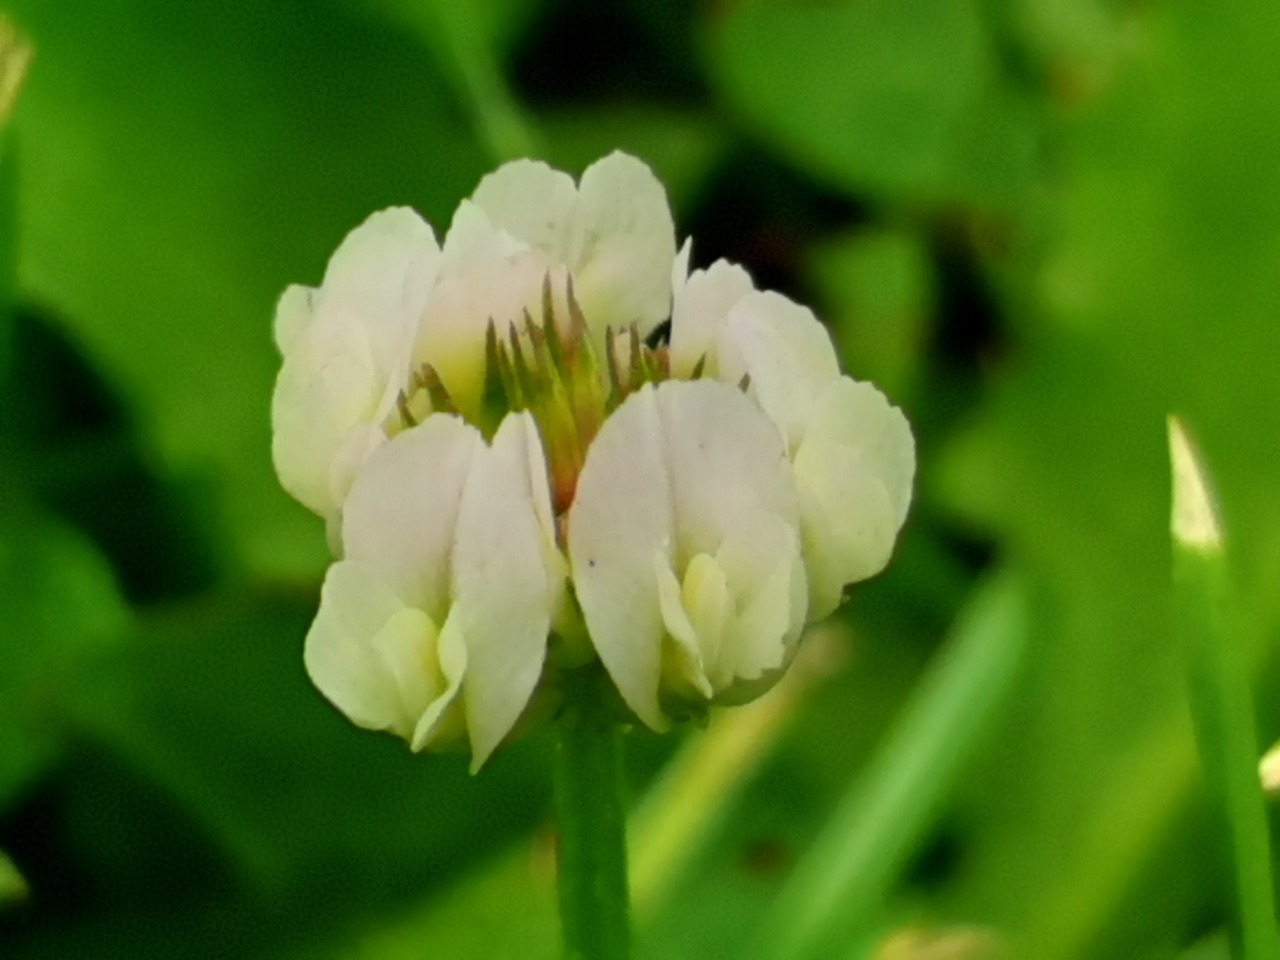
xmin=1 ymin=0 xmax=1278 ymax=958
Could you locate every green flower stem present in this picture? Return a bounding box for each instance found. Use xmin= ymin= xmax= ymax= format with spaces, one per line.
xmin=1170 ymin=419 xmax=1280 ymax=960
xmin=553 ymin=676 xmax=631 ymax=960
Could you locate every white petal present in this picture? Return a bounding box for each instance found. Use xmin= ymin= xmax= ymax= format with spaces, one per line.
xmin=568 ymin=385 xmax=674 ymax=730
xmin=304 ymin=560 xmax=444 ymax=742
xmin=570 ymin=380 xmax=800 ymax=726
xmin=567 ymin=152 xmax=677 ymax=339
xmin=515 ymin=405 xmax=569 ymax=605
xmin=794 ymin=378 xmax=914 ymax=618
xmin=319 ymin=207 xmax=442 ymax=372
xmin=326 ymin=421 xmax=389 ymax=520
xmin=273 ymin=284 xmax=315 ymax=354
xmin=341 ymin=414 xmax=483 ymax=618
xmin=452 ymin=412 xmax=559 ymax=770
xmin=671 ymin=237 xmax=692 ymax=294
xmin=411 ymin=606 xmax=469 ymax=751
xmin=807 ymin=377 xmax=916 ymax=527
xmin=655 ymin=553 xmax=713 ymax=700
xmin=795 ymin=438 xmax=898 ymax=618
xmin=417 ymin=201 xmax=544 ymax=417
xmin=655 ymin=379 xmax=799 ymax=558
xmin=271 ymin=208 xmax=440 ymax=521
xmin=670 ymin=259 xmax=755 ymax=379
xmin=439 ymin=198 xmax=528 ymax=269
xmin=470 ymin=158 xmax=578 ymax=263
xmin=271 ymin=341 xmax=378 ymax=519
xmin=713 ymin=514 xmax=806 ymax=689
xmin=726 ymin=291 xmax=840 ymax=453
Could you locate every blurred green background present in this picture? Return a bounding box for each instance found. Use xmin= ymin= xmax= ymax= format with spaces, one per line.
xmin=2 ymin=0 xmax=1279 ymax=957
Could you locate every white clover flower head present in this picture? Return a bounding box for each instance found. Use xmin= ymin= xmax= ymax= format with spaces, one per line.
xmin=271 ymin=151 xmax=915 ymax=767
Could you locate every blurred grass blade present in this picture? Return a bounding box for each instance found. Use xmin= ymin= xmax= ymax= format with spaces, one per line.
xmin=1169 ymin=417 xmax=1280 ymax=960
xmin=0 ymin=17 xmax=32 ymax=124
xmin=0 ymin=16 xmax=30 ymax=391
xmin=0 ymin=848 xmax=26 ymax=906
xmin=768 ymin=570 xmax=1030 ymax=960
xmin=629 ymin=625 xmax=844 ymax=918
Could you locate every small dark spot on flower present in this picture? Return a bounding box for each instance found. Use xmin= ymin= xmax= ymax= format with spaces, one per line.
xmin=588 ymin=559 xmax=596 ymax=568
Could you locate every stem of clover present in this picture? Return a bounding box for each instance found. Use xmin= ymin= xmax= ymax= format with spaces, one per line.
xmin=552 ymin=669 xmax=631 ymax=960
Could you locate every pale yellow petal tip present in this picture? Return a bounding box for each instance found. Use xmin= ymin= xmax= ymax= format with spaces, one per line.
xmin=1167 ymin=416 xmax=1222 ymax=551
xmin=0 ymin=18 xmax=32 ymax=127
xmin=1260 ymin=742 xmax=1280 ymax=796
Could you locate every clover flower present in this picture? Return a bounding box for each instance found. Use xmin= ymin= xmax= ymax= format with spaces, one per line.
xmin=271 ymin=152 xmax=915 ymax=766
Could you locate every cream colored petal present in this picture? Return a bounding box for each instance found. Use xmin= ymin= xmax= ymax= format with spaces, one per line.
xmin=713 ymin=514 xmax=805 ymax=689
xmin=452 ymin=412 xmax=558 ymax=770
xmin=271 ymin=342 xmax=378 ymax=520
xmin=411 ymin=605 xmax=469 ymax=752
xmin=655 ymin=379 xmax=799 ymax=559
xmin=321 ymin=208 xmax=437 ymax=294
xmin=319 ymin=207 xmax=442 ymax=371
xmin=679 ymin=553 xmax=732 ymax=672
xmin=655 ymin=553 xmax=713 ymax=700
xmin=568 ymin=151 xmax=677 ymax=339
xmin=341 ymin=413 xmax=483 ymax=618
xmin=568 ymin=385 xmax=674 ymax=730
xmin=437 ymin=199 xmax=528 ymax=273
xmin=794 ymin=378 xmax=914 ymax=618
xmin=514 ymin=405 xmax=569 ymax=611
xmin=794 ymin=437 xmax=900 ymax=619
xmin=806 ymin=377 xmax=916 ymax=526
xmin=327 ymin=421 xmax=389 ymax=518
xmin=726 ymin=291 xmax=840 ymax=453
xmin=571 ymin=380 xmax=799 ymax=727
xmin=271 ymin=208 xmax=440 ymax=521
xmin=273 ymin=284 xmax=315 ymax=355
xmin=417 ymin=201 xmax=544 ymax=417
xmin=470 ymin=158 xmax=578 ymax=262
xmin=671 ymin=237 xmax=692 ymax=294
xmin=669 ymin=259 xmax=755 ymax=379
xmin=304 ymin=560 xmax=442 ymax=742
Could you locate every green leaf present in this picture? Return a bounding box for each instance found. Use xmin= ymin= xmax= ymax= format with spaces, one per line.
xmin=375 ymin=0 xmax=538 ymax=162
xmin=805 ymin=228 xmax=933 ymax=403
xmin=707 ymin=0 xmax=997 ymax=204
xmin=284 ymin=846 xmax=558 ymax=960
xmin=933 ymin=0 xmax=1280 ymax=952
xmin=69 ymin=589 xmax=551 ymax=895
xmin=6 ymin=0 xmax=494 ymax=578
xmin=0 ymin=510 xmax=129 ymax=808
